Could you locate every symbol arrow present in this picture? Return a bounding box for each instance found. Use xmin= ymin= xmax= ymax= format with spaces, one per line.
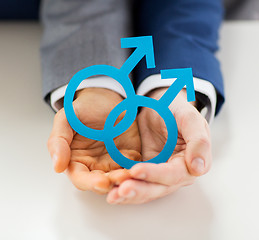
xmin=120 ymin=36 xmax=156 ymax=75
xmin=159 ymin=68 xmax=195 ymax=106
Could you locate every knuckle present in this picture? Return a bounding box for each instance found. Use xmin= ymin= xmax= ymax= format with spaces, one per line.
xmin=187 ymin=109 xmax=199 ymax=119
xmin=185 ymin=110 xmax=198 ymax=122
xmin=179 ymin=109 xmax=198 ymax=128
xmin=54 ymin=108 xmax=65 ymax=121
xmin=47 ymin=135 xmax=60 ymax=150
xmin=197 ymin=135 xmax=211 ymax=149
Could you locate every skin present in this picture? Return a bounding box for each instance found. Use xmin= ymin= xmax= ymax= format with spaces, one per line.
xmin=47 ymin=88 xmax=141 ymax=194
xmin=48 ymin=87 xmax=212 ymax=203
xmin=107 ymin=88 xmax=212 ymax=204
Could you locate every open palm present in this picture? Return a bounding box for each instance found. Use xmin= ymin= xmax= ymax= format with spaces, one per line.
xmin=137 ymin=107 xmax=186 ymax=164
xmin=48 ymin=88 xmax=141 ymax=194
xmin=106 ymin=89 xmax=212 ymax=204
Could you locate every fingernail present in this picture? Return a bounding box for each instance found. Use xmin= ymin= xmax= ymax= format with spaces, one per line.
xmin=192 ymin=158 xmax=205 ymax=174
xmin=52 ymin=154 xmax=58 ymax=167
xmin=137 ymin=173 xmax=146 ymax=179
xmin=125 ymin=190 xmax=136 ymax=198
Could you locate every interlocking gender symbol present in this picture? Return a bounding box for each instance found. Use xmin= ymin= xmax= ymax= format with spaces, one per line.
xmin=64 ymin=36 xmax=195 ymax=169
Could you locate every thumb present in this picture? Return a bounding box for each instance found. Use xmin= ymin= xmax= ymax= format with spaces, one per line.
xmin=186 ymin=137 xmax=212 ymax=176
xmin=47 ymin=109 xmax=74 ymax=173
xmin=177 ymin=108 xmax=212 ymax=176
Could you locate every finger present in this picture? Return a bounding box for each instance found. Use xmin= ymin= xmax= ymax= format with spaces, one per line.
xmin=106 ymin=149 xmax=142 ymax=185
xmin=107 ymin=179 xmax=173 ymax=205
xmin=67 ymin=161 xmax=111 ymax=194
xmin=129 ymin=158 xmax=195 ymax=186
xmin=47 ymin=109 xmax=74 ymax=173
xmin=106 ymin=187 xmax=120 ymax=203
xmin=176 ymin=107 xmax=212 ymax=176
xmin=107 ymin=169 xmax=131 ymax=186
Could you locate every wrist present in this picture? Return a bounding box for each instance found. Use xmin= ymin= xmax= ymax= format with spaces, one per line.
xmin=75 ymin=87 xmax=124 ymax=102
xmin=147 ymin=88 xmax=196 ymax=108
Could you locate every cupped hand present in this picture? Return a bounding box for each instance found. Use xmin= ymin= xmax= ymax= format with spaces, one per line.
xmin=47 ymin=88 xmax=141 ymax=194
xmin=107 ymin=88 xmax=212 ymax=204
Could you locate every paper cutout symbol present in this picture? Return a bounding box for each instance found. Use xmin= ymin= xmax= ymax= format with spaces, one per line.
xmin=64 ymin=36 xmax=195 ymax=169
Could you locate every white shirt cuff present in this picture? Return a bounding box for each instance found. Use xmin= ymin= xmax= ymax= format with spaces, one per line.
xmin=50 ymin=74 xmax=217 ymax=124
xmin=50 ymin=76 xmax=127 ymax=112
xmin=136 ymin=74 xmax=217 ymax=124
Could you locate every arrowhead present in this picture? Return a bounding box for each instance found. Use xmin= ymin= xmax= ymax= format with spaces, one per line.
xmin=160 ymin=68 xmax=195 ymax=104
xmin=121 ymin=36 xmax=156 ymax=69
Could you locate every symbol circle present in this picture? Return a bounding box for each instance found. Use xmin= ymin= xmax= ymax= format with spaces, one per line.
xmin=64 ymin=65 xmax=137 ymax=142
xmin=104 ymin=95 xmax=178 ymax=169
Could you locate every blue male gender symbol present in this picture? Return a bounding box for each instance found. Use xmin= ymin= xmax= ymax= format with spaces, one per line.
xmin=64 ymin=36 xmax=195 ymax=169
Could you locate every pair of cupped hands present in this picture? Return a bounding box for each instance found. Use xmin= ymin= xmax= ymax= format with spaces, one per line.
xmin=48 ymin=87 xmax=212 ymax=204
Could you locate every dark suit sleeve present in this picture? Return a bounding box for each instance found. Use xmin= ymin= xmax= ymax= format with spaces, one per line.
xmin=0 ymin=0 xmax=39 ymax=19
xmin=134 ymin=0 xmax=225 ymax=115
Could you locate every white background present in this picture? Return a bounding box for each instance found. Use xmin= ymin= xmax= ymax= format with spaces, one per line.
xmin=0 ymin=21 xmax=258 ymax=240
